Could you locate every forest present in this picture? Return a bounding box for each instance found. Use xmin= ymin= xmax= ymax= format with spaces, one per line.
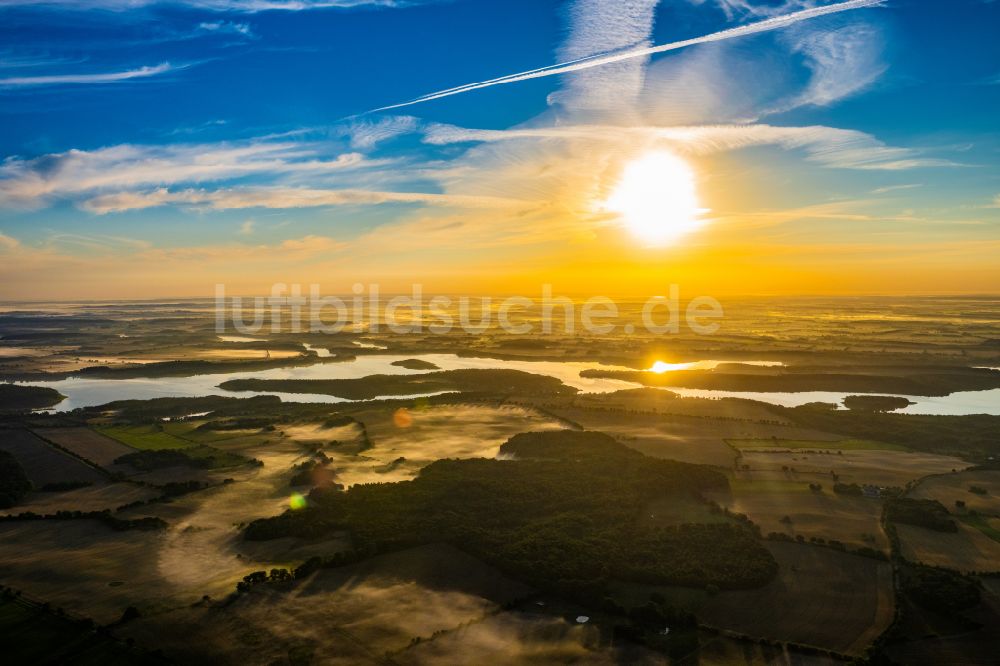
xmin=245 ymin=430 xmax=777 ymax=593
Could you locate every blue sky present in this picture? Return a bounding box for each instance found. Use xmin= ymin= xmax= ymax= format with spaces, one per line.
xmin=0 ymin=0 xmax=998 ymax=297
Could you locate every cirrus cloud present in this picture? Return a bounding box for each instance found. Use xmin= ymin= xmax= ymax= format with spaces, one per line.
xmin=421 ymin=122 xmax=961 ymax=171
xmin=0 ymin=139 xmax=378 ymax=209
xmin=0 ymin=62 xmax=178 ymax=87
xmin=81 ymin=185 xmax=534 ymax=214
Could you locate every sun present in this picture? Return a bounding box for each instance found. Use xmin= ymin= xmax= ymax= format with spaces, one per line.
xmin=604 ymin=152 xmax=705 ymax=245
xmin=648 ymin=360 xmax=695 ymax=373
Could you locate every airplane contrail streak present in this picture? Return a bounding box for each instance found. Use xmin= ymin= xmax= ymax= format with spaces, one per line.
xmin=371 ymin=0 xmax=884 ymax=113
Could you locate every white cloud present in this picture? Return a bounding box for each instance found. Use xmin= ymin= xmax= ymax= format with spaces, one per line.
xmin=778 ymin=21 xmax=886 ymax=109
xmin=131 ymin=233 xmax=346 ymax=262
xmin=0 ymin=230 xmax=20 ymax=250
xmin=80 ymin=185 xmax=532 ymax=213
xmin=0 ymin=1 xmax=415 ymax=12
xmin=198 ymin=20 xmax=254 ymax=36
xmin=422 ymin=122 xmax=960 ymax=171
xmin=546 ymin=0 xmax=660 ymax=121
xmin=0 ymin=62 xmax=177 ymax=87
xmin=0 ymin=140 xmax=375 ymax=209
xmin=43 ymin=232 xmax=153 ymax=253
xmin=239 ymin=219 xmax=256 ymax=235
xmin=344 ymin=115 xmax=419 ymax=150
xmin=688 ymin=1 xmax=848 ymax=22
xmin=371 ymin=0 xmax=883 ymax=112
xmin=870 ymin=183 xmax=922 ymax=195
xmin=637 ymin=38 xmax=792 ymax=125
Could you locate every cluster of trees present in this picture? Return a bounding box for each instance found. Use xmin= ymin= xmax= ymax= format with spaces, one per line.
xmin=235 ymin=568 xmax=294 ymax=592
xmin=291 ymin=549 xmax=370 ymax=579
xmin=765 ymin=532 xmax=888 ymax=561
xmin=38 ymin=480 xmax=93 ymax=492
xmin=0 ymin=384 xmax=63 ymax=412
xmin=114 ymin=449 xmax=205 ymax=471
xmin=86 ymin=395 xmax=282 ymax=423
xmin=581 ymin=367 xmax=1000 ymax=396
xmin=322 ymin=415 xmax=357 ymax=428
xmin=113 ymin=445 xmax=256 ymax=472
xmin=389 ymin=358 xmax=440 ymax=370
xmin=195 ymin=417 xmax=278 ymax=432
xmin=161 ymin=480 xmax=204 ymax=497
xmin=0 ymin=450 xmax=31 ymax=508
xmin=74 ymin=353 xmax=340 ymax=380
xmin=885 ymin=498 xmax=957 ymax=532
xmin=221 ymin=368 xmax=578 ymax=400
xmin=900 ymin=563 xmax=981 ymax=613
xmin=246 ymin=430 xmax=778 ymax=592
xmin=0 ymin=508 xmax=166 ymax=531
xmin=842 ymin=395 xmax=914 ymax=412
xmin=235 ymin=549 xmax=371 ymax=595
xmin=832 ymin=482 xmax=902 ymax=497
xmin=289 ymin=453 xmax=341 ymax=489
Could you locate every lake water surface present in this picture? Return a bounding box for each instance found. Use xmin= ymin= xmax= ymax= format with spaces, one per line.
xmin=17 ymin=353 xmax=1000 ymax=416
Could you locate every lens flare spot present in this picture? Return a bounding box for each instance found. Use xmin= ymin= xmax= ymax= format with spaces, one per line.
xmin=393 ymin=408 xmax=413 ymax=428
xmin=289 ymin=492 xmax=307 ymax=510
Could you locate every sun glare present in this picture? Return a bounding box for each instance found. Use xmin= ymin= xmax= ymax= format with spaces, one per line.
xmin=648 ymin=360 xmax=695 ymax=373
xmin=605 ymin=152 xmax=705 ymax=246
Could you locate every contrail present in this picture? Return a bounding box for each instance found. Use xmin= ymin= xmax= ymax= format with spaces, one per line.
xmin=371 ymin=0 xmax=884 ymax=113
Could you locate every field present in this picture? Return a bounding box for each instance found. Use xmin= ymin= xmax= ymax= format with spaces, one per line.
xmin=886 ymin=579 xmax=1000 ymax=665
xmin=0 ymin=519 xmax=173 ymax=624
xmin=736 ymin=449 xmax=968 ymax=488
xmin=278 ymin=421 xmax=362 ymax=445
xmin=709 ymin=479 xmax=889 ymax=551
xmin=0 ymin=437 xmax=346 ymax=624
xmin=909 ymin=470 xmax=1000 ymax=516
xmin=96 ymin=424 xmax=195 ymax=450
xmin=1 ymin=296 xmax=999 ymax=662
xmin=696 ymin=634 xmax=842 ymax=666
xmin=399 ymin=611 xmax=670 ymax=665
xmin=33 ymin=427 xmax=136 ymax=469
xmin=294 ymin=403 xmax=565 ymax=486
xmin=115 ymin=544 xmax=543 ymax=664
xmin=196 ymin=349 xmax=302 ymax=360
xmin=0 ymin=428 xmax=106 ymax=487
xmin=119 ymin=440 xmax=340 ymax=592
xmin=571 ymin=389 xmax=797 ymax=424
xmin=887 ymin=630 xmax=1000 ymax=666
xmin=960 ymin=514 xmax=1000 ymax=542
xmin=728 ymin=438 xmax=907 ymax=452
xmin=0 ymin=595 xmax=155 ymax=665
xmin=695 ymin=542 xmax=894 ymax=656
xmin=532 ymin=406 xmax=738 ymax=467
xmin=897 ymin=522 xmax=1000 ymax=573
xmin=523 ymin=400 xmax=845 ymax=468
xmin=0 ymin=482 xmax=158 ymax=516
xmin=351 ymin=403 xmax=563 ymax=481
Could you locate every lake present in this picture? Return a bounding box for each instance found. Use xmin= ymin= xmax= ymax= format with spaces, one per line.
xmin=17 ymin=353 xmax=1000 ymax=416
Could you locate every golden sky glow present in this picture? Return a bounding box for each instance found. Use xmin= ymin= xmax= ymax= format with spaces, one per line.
xmin=0 ymin=1 xmax=998 ymax=299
